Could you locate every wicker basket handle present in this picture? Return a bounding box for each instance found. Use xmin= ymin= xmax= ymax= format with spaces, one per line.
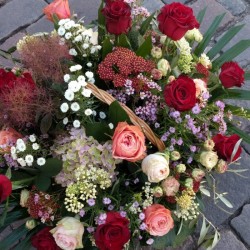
xmin=87 ymin=83 xmax=166 ymax=151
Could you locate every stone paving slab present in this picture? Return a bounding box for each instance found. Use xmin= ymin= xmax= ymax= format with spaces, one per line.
xmin=0 ymin=0 xmax=47 ymax=43
xmin=26 ymin=16 xmax=54 ymax=35
xmin=143 ymin=0 xmax=164 ymax=12
xmin=216 ymin=0 xmax=247 ymax=15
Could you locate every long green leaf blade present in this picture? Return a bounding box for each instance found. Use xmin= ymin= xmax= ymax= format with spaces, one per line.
xmin=207 ymin=24 xmax=244 ymax=59
xmin=98 ymin=0 xmax=105 ymax=44
xmin=139 ymin=12 xmax=155 ymax=36
xmin=245 ymin=71 xmax=250 ymax=80
xmin=196 ymin=7 xmax=207 ymax=24
xmin=227 ymin=122 xmax=250 ymax=144
xmin=136 ymin=35 xmax=152 ymax=57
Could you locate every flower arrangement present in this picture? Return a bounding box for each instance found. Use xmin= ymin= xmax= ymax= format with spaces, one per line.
xmin=0 ymin=0 xmax=250 ymax=249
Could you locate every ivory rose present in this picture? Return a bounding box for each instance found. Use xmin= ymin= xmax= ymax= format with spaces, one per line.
xmin=50 ymin=217 xmax=84 ymax=250
xmin=161 ymin=176 xmax=180 ymax=196
xmin=144 ymin=204 xmax=174 ymax=236
xmin=112 ymin=122 xmax=146 ymax=162
xmin=0 ymin=128 xmax=22 ymax=152
xmin=142 ymin=153 xmax=170 ymax=183
xmin=43 ymin=0 xmax=71 ymax=22
xmin=199 ymin=151 xmax=218 ymax=170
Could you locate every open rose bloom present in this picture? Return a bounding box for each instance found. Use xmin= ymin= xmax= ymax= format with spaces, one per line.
xmin=1 ymin=0 xmax=249 ymax=249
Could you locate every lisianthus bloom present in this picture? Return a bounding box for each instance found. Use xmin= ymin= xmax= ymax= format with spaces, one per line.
xmin=43 ymin=0 xmax=71 ymax=22
xmin=0 ymin=175 xmax=12 ymax=203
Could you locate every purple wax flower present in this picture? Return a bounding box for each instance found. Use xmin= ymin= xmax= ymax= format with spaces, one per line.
xmin=192 ymin=104 xmax=201 ymax=114
xmin=87 ymin=198 xmax=96 ymax=206
xmin=190 ymin=145 xmax=197 ymax=152
xmin=103 ymin=197 xmax=111 ymax=205
xmin=79 ymin=209 xmax=85 ymax=217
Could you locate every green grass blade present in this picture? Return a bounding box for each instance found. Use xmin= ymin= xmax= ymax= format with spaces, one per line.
xmin=245 ymin=71 xmax=250 ymax=80
xmin=194 ymin=13 xmax=226 ymax=56
xmin=139 ymin=12 xmax=155 ymax=36
xmin=207 ymin=24 xmax=244 ymax=59
xmin=213 ymin=40 xmax=250 ymax=68
xmin=196 ymin=6 xmax=207 ymax=24
xmin=210 ymin=88 xmax=250 ymax=101
xmin=227 ymin=122 xmax=250 ymax=144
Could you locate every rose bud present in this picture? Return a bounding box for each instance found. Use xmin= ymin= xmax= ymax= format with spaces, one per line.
xmin=160 ymin=35 xmax=167 ymax=44
xmin=20 ymin=189 xmax=30 ymax=207
xmin=192 ymin=168 xmax=205 ymax=182
xmin=153 ymin=186 xmax=164 ymax=198
xmin=184 ymin=178 xmax=193 ymax=188
xmin=151 ymin=47 xmax=162 ymax=59
xmin=157 ymin=59 xmax=170 ymax=76
xmin=185 ymin=28 xmax=203 ymax=42
xmin=219 ymin=61 xmax=244 ymax=88
xmin=199 ymin=151 xmax=218 ymax=170
xmin=170 ymin=151 xmax=181 ymax=161
xmin=216 ymin=159 xmax=228 ymax=174
xmin=0 ymin=175 xmax=12 ymax=203
xmin=203 ymin=139 xmax=215 ymax=151
xmin=43 ymin=0 xmax=71 ymax=22
xmin=151 ymin=69 xmax=163 ymax=80
xmin=162 ymin=176 xmax=180 ymax=196
xmin=168 ymin=75 xmax=175 ymax=82
xmin=142 ymin=153 xmax=170 ymax=183
xmin=176 ymin=164 xmax=186 ymax=173
xmin=26 ymin=219 xmax=37 ymax=230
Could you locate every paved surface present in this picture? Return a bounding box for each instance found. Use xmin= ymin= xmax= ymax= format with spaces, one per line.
xmin=0 ymin=0 xmax=250 ymax=249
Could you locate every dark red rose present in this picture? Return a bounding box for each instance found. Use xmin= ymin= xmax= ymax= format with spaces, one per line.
xmin=219 ymin=62 xmax=245 ymax=88
xmin=164 ymin=75 xmax=196 ymax=111
xmin=0 ymin=175 xmax=12 ymax=203
xmin=32 ymin=227 xmax=60 ymax=250
xmin=102 ymin=0 xmax=132 ymax=35
xmin=94 ymin=212 xmax=130 ymax=250
xmin=212 ymin=134 xmax=242 ymax=162
xmin=0 ymin=69 xmax=16 ymax=92
xmin=157 ymin=2 xmax=200 ymax=41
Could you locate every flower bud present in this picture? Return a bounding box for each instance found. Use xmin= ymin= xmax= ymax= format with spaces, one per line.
xmin=170 ymin=151 xmax=181 ymax=161
xmin=176 ymin=164 xmax=186 ymax=173
xmin=192 ymin=168 xmax=205 ymax=182
xmin=162 ymin=176 xmax=180 ymax=196
xmin=184 ymin=178 xmax=193 ymax=188
xmin=153 ymin=186 xmax=164 ymax=198
xmin=168 ymin=75 xmax=175 ymax=82
xmin=160 ymin=35 xmax=167 ymax=44
xmin=157 ymin=59 xmax=170 ymax=76
xmin=185 ymin=28 xmax=203 ymax=42
xmin=203 ymin=139 xmax=215 ymax=151
xmin=151 ymin=47 xmax=162 ymax=59
xmin=20 ymin=189 xmax=30 ymax=208
xmin=151 ymin=69 xmax=163 ymax=80
xmin=26 ymin=219 xmax=37 ymax=230
xmin=216 ymin=159 xmax=228 ymax=173
xmin=199 ymin=151 xmax=218 ymax=170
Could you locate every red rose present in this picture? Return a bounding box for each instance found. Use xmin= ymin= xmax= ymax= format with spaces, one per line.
xmin=32 ymin=227 xmax=60 ymax=250
xmin=164 ymin=75 xmax=196 ymax=111
xmin=157 ymin=3 xmax=199 ymax=41
xmin=102 ymin=0 xmax=132 ymax=35
xmin=0 ymin=175 xmax=12 ymax=203
xmin=94 ymin=212 xmax=130 ymax=250
xmin=212 ymin=134 xmax=242 ymax=162
xmin=219 ymin=62 xmax=245 ymax=88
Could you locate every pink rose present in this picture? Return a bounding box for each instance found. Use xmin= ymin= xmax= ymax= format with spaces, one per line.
xmin=0 ymin=128 xmax=22 ymax=152
xmin=112 ymin=122 xmax=146 ymax=162
xmin=193 ymin=79 xmax=207 ymax=98
xmin=50 ymin=217 xmax=84 ymax=250
xmin=161 ymin=176 xmax=180 ymax=196
xmin=144 ymin=204 xmax=174 ymax=236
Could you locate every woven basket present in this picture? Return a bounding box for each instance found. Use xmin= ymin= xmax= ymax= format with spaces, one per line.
xmin=87 ymin=83 xmax=166 ymax=151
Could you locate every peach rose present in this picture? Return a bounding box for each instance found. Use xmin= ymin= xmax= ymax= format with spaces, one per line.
xmin=0 ymin=128 xmax=22 ymax=152
xmin=43 ymin=0 xmax=71 ymax=22
xmin=50 ymin=217 xmax=84 ymax=250
xmin=162 ymin=176 xmax=180 ymax=196
xmin=112 ymin=122 xmax=146 ymax=162
xmin=144 ymin=204 xmax=174 ymax=236
xmin=194 ymin=79 xmax=207 ymax=98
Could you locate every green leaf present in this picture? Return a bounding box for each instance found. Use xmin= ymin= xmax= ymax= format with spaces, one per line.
xmin=38 ymin=158 xmax=62 ymax=177
xmin=213 ymin=40 xmax=250 ymax=68
xmin=116 ymin=34 xmax=131 ymax=48
xmin=5 ymin=167 xmax=11 ymax=179
xmin=7 ymin=46 xmax=17 ymax=54
xmin=207 ymin=231 xmax=220 ymax=250
xmin=152 ymin=229 xmax=176 ymax=249
xmin=227 ymin=122 xmax=250 ymax=144
xmin=40 ymin=113 xmax=53 ymax=134
xmin=200 ymin=187 xmax=211 ymax=197
xmin=102 ymin=37 xmax=113 ymax=59
xmin=0 ymin=198 xmax=9 ymax=227
xmin=173 ymin=222 xmax=195 ymax=247
xmin=127 ymin=29 xmax=140 ymax=51
xmin=98 ymin=0 xmax=105 ymax=44
xmin=194 ymin=13 xmax=226 ymax=56
xmin=0 ymin=49 xmax=12 ymax=60
xmin=196 ymin=7 xmax=207 ymax=24
xmin=0 ymin=224 xmax=28 ymax=249
xmin=207 ymin=24 xmax=244 ymax=59
xmin=34 ymin=173 xmax=51 ymax=192
xmin=85 ymin=122 xmax=111 ymax=142
xmin=139 ymin=12 xmax=155 ymax=36
xmin=210 ymin=88 xmax=250 ymax=101
xmin=12 ymin=176 xmax=35 ymax=190
xmin=217 ymin=194 xmax=233 ymax=208
xmin=136 ymin=35 xmax=152 ymax=57
xmin=198 ymin=216 xmax=210 ymax=245
xmin=245 ymin=71 xmax=250 ymax=80
xmin=109 ymin=100 xmax=130 ymax=127
xmin=231 ymin=138 xmax=242 ymax=162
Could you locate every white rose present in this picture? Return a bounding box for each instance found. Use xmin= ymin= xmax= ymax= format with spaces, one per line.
xmin=157 ymin=59 xmax=170 ymax=76
xmin=50 ymin=217 xmax=84 ymax=250
xmin=199 ymin=151 xmax=218 ymax=170
xmin=142 ymin=154 xmax=170 ymax=183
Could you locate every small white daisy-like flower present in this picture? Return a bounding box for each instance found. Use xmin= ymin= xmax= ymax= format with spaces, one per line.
xmin=64 ymin=74 xmax=70 ymax=82
xmin=146 ymin=239 xmax=154 ymax=245
xmin=16 ymin=138 xmax=24 ymax=146
xmin=85 ymin=71 xmax=94 ymax=79
xmin=29 ymin=134 xmax=36 ymax=142
xmin=82 ymin=54 xmax=87 ymax=57
xmin=86 ymin=62 xmax=92 ymax=67
xmin=68 ymin=81 xmax=81 ymax=92
xmin=17 ymin=158 xmax=26 ymax=167
xmin=25 ymin=155 xmax=34 ymax=164
xmin=63 ymin=117 xmax=69 ymax=125
xmin=90 ymin=47 xmax=96 ymax=54
xmin=81 ymin=88 xmax=92 ymax=97
xmin=11 ymin=146 xmax=16 ymax=154
xmin=92 ymin=110 xmax=97 ymax=116
xmin=70 ymin=66 xmax=76 ymax=72
xmin=65 ymin=32 xmax=72 ymax=40
xmin=69 ymin=48 xmax=77 ymax=56
xmin=82 ymin=43 xmax=89 ymax=49
xmin=74 ymin=35 xmax=82 ymax=42
xmin=16 ymin=141 xmax=26 ymax=152
xmin=84 ymin=109 xmax=93 ymax=116
xmin=12 ymin=153 xmax=17 ymax=160
xmin=32 ymin=143 xmax=40 ymax=150
xmin=64 ymin=20 xmax=74 ymax=30
xmin=37 ymin=157 xmax=46 ymax=166
xmin=60 ymin=103 xmax=69 ymax=113
xmin=64 ymin=89 xmax=74 ymax=101
xmin=71 ymin=102 xmax=80 ymax=112
xmin=58 ymin=19 xmax=67 ymax=26
xmin=99 ymin=112 xmax=106 ymax=119
xmin=88 ymin=78 xmax=95 ymax=84
xmin=73 ymin=120 xmax=81 ymax=128
xmin=75 ymin=65 xmax=82 ymax=71
xmin=96 ymin=45 xmax=102 ymax=50
xmin=108 ymin=123 xmax=114 ymax=129
xmin=77 ymin=76 xmax=87 ymax=86
xmin=58 ymin=26 xmax=66 ymax=36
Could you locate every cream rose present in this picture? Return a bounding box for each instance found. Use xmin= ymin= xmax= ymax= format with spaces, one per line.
xmin=199 ymin=151 xmax=218 ymax=170
xmin=50 ymin=217 xmax=84 ymax=250
xmin=216 ymin=159 xmax=228 ymax=173
xmin=192 ymin=168 xmax=205 ymax=182
xmin=162 ymin=176 xmax=180 ymax=196
xmin=157 ymin=59 xmax=170 ymax=76
xmin=142 ymin=154 xmax=170 ymax=183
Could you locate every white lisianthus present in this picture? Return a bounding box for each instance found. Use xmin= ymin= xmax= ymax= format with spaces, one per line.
xmin=199 ymin=151 xmax=218 ymax=170
xmin=77 ymin=75 xmax=86 ymax=86
xmin=157 ymin=59 xmax=170 ymax=76
xmin=175 ymin=37 xmax=191 ymax=54
xmin=142 ymin=154 xmax=170 ymax=183
xmin=60 ymin=103 xmax=69 ymax=113
xmin=37 ymin=157 xmax=46 ymax=166
xmin=71 ymin=102 xmax=80 ymax=112
xmin=73 ymin=120 xmax=81 ymax=128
